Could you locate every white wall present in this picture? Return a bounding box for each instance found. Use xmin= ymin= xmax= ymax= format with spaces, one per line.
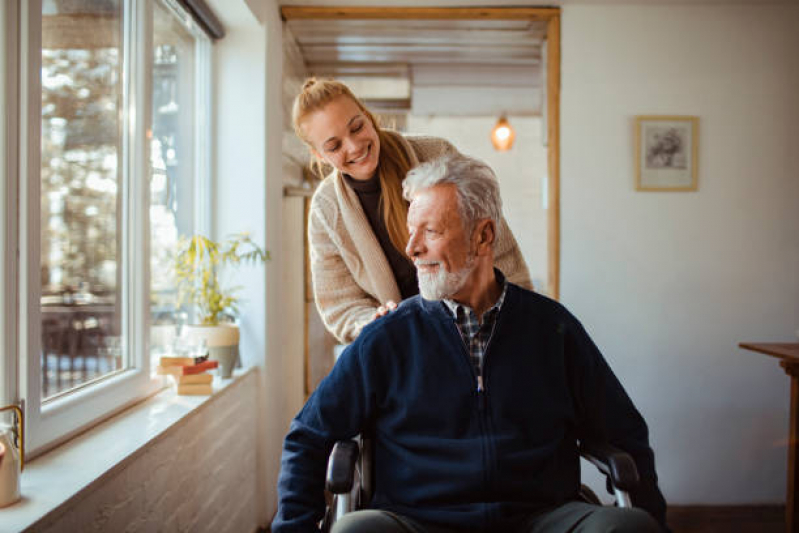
xmin=210 ymin=1 xmax=266 ymax=372
xmin=411 ymin=87 xmax=543 ymax=116
xmin=209 ymin=4 xmax=271 ymax=528
xmin=409 ymin=63 xmax=542 ymax=116
xmin=561 ymin=4 xmax=799 ymax=504
xmin=407 ymin=115 xmax=549 ymax=292
xmin=209 ymin=0 xmax=303 ymax=526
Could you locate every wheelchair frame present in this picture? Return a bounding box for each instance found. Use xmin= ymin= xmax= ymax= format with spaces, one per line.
xmin=323 ymin=437 xmax=641 ymax=530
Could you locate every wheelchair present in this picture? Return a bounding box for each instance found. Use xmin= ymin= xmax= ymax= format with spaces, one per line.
xmin=322 ymin=437 xmax=641 ymax=531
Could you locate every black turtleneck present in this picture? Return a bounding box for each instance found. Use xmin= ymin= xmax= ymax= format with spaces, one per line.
xmin=342 ymin=172 xmax=418 ymax=300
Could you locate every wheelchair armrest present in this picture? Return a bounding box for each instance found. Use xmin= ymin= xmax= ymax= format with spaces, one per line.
xmin=579 ymin=441 xmax=640 ymax=492
xmin=326 ymin=440 xmax=360 ymax=494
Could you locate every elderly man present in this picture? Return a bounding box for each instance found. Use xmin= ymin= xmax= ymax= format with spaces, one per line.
xmin=274 ymin=155 xmax=668 ymax=533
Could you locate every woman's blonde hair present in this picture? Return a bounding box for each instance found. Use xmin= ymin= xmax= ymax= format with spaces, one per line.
xmin=293 ymin=77 xmax=412 ymax=255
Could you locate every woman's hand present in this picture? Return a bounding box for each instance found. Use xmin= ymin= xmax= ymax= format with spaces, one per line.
xmin=371 ymin=300 xmax=397 ymax=321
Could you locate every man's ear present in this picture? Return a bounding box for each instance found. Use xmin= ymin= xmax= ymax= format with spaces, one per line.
xmin=473 ymin=219 xmax=496 ymax=255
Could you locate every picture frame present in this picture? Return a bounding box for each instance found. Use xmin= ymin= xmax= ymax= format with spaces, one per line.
xmin=634 ymin=115 xmax=698 ymax=191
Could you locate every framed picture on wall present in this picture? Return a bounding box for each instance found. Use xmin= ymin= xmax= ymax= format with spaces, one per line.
xmin=634 ymin=115 xmax=698 ymax=191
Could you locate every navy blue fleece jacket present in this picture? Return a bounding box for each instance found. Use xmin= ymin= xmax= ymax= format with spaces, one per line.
xmin=273 ymin=284 xmax=667 ymax=532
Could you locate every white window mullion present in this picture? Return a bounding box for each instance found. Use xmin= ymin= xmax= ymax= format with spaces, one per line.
xmin=194 ymin=37 xmax=211 ymax=236
xmin=137 ymin=0 xmax=154 ymax=372
xmin=0 ymin=0 xmax=21 ymax=407
xmin=123 ymin=0 xmax=154 ymax=373
xmin=160 ymin=0 xmax=210 ymax=236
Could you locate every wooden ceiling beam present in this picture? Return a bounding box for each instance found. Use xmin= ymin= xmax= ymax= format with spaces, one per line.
xmin=286 ymin=19 xmax=545 ymax=31
xmin=291 ymin=33 xmax=545 ymax=47
xmin=281 ymin=6 xmax=559 ymax=22
xmin=304 ymin=54 xmax=541 ymax=66
xmin=301 ymin=43 xmax=541 ymax=55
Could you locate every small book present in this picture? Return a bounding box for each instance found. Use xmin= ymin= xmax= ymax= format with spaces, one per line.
xmin=157 ymin=359 xmax=218 ymax=376
xmin=160 ymin=355 xmax=208 ymax=367
xmin=177 ymin=383 xmax=213 ymax=395
xmin=172 ymin=373 xmax=213 ymax=385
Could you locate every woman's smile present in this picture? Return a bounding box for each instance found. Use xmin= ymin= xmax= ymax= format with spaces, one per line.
xmin=303 ymin=95 xmax=381 ymax=181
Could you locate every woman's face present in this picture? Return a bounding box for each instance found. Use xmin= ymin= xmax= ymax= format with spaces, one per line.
xmin=302 ymin=96 xmax=381 ymax=181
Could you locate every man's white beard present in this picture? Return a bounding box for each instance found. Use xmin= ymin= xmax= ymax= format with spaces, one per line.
xmin=416 ymin=256 xmax=475 ymax=301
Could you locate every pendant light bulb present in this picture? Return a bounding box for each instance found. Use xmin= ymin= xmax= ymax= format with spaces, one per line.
xmin=491 ymin=115 xmax=515 ymax=151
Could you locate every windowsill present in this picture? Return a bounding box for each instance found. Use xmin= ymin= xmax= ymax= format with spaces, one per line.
xmin=1 ymin=367 xmax=257 ymax=532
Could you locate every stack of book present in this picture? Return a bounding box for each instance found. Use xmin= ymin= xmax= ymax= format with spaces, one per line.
xmin=156 ymin=356 xmax=218 ymax=395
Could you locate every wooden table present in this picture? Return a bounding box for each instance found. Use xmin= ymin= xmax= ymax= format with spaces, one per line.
xmin=740 ymin=342 xmax=799 ymax=533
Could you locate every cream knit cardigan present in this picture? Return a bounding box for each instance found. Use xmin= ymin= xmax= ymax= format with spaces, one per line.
xmin=308 ymin=132 xmax=532 ymax=343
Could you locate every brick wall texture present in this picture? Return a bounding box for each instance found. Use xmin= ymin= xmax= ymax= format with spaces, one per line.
xmin=31 ymin=372 xmax=259 ymax=533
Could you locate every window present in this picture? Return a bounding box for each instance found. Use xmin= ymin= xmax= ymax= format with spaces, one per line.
xmin=40 ymin=0 xmax=125 ymax=400
xmin=5 ymin=0 xmax=212 ymax=455
xmin=150 ymin=0 xmax=207 ymax=361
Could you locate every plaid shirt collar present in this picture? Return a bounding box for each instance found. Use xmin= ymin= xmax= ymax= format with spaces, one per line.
xmin=442 ymin=270 xmax=507 ymax=385
xmin=442 ymin=269 xmax=507 ymax=321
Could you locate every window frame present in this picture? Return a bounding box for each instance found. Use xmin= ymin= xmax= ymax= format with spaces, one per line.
xmin=1 ymin=1 xmax=18 ymax=409
xmin=8 ymin=0 xmax=213 ymax=456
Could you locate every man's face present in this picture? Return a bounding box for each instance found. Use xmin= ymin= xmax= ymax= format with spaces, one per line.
xmin=405 ymin=184 xmax=476 ymax=301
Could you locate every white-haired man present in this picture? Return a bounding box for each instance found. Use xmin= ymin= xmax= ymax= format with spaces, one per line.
xmin=274 ymin=155 xmax=668 ymax=533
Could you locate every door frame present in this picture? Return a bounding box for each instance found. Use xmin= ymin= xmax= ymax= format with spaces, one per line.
xmin=281 ymin=5 xmax=561 ymax=299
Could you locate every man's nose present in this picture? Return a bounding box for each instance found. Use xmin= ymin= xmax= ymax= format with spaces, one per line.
xmin=405 ymin=233 xmax=420 ymax=258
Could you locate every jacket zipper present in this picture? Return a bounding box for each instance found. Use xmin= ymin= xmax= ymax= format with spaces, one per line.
xmin=477 ymin=303 xmax=505 ymax=527
xmin=448 ymin=319 xmax=490 ymax=525
xmin=449 ymin=306 xmax=504 ymax=528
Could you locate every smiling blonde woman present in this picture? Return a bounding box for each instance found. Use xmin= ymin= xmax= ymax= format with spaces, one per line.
xmin=293 ymin=78 xmax=531 ymax=343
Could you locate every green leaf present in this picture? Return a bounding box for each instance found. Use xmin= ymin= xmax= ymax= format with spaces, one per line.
xmin=173 ymin=232 xmax=269 ymax=325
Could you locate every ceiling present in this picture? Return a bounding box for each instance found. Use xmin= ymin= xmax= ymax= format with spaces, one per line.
xmin=287 ymin=18 xmax=546 ymax=77
xmin=285 ymin=15 xmax=547 ymax=114
xmin=282 ymin=1 xmax=794 ymax=114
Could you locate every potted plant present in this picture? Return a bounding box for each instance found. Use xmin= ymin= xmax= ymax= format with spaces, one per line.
xmin=174 ymin=233 xmax=268 ymax=378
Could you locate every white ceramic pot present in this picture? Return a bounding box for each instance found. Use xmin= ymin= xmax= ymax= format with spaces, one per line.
xmin=184 ymin=323 xmax=240 ymax=378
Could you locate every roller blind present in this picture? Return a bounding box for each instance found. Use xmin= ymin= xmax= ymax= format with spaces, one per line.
xmin=177 ymin=0 xmax=224 ymax=39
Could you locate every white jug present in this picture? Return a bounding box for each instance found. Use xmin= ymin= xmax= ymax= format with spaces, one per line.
xmin=0 ymin=404 xmax=23 ymax=508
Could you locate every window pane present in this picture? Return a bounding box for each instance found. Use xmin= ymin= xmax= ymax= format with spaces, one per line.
xmin=40 ymin=0 xmax=124 ymax=400
xmin=149 ymin=0 xmax=197 ymax=362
